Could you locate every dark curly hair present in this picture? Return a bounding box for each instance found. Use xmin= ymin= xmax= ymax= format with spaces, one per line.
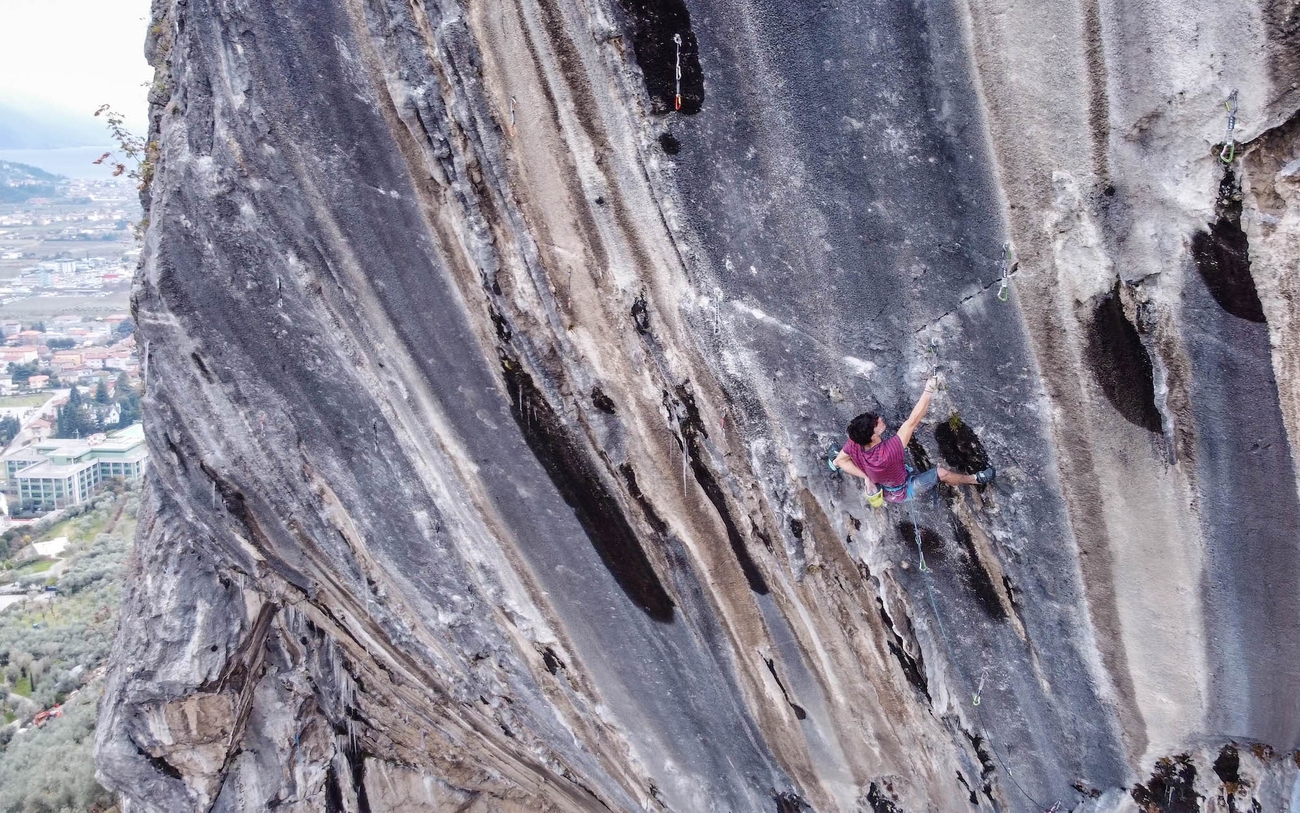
xmin=847 ymin=412 xmax=880 ymax=446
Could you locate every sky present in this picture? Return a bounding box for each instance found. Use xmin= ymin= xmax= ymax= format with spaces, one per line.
xmin=0 ymin=0 xmax=154 ymax=137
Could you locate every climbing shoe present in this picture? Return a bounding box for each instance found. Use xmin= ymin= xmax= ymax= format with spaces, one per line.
xmin=975 ymin=466 xmax=996 ymax=485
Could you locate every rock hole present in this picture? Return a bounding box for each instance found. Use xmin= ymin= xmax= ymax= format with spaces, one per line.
xmin=591 ymin=387 xmax=616 ymax=414
xmin=616 ymin=0 xmax=704 ymax=114
xmin=541 ymin=647 xmax=565 ymax=675
xmin=658 ymin=132 xmax=681 ymax=154
xmin=788 ymin=517 xmax=804 ymax=540
xmin=1214 ymin=743 xmax=1248 ymax=803
xmin=488 ymin=306 xmax=512 ymax=343
xmin=933 ymin=413 xmax=990 ymax=474
xmin=1085 ymin=283 xmax=1163 ymax=432
xmin=1191 ymin=169 xmax=1265 ymax=322
xmin=630 ymin=293 xmax=651 ymax=334
xmin=774 ymin=791 xmax=810 ymax=813
xmin=865 ymin=783 xmax=903 ymax=813
xmin=906 ymin=436 xmax=933 ymax=472
xmin=138 ymin=745 xmax=183 ymax=781
xmin=1131 ymin=754 xmax=1200 ymax=813
xmin=500 ymin=355 xmax=675 ymax=622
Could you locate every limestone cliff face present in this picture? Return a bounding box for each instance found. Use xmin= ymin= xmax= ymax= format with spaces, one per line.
xmin=95 ymin=0 xmax=1300 ymax=810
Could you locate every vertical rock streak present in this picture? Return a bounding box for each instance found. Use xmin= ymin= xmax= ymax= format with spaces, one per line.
xmin=97 ymin=0 xmax=1300 ymax=810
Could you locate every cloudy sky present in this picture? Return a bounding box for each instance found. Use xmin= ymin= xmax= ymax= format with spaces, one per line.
xmin=0 ymin=0 xmax=154 ymax=134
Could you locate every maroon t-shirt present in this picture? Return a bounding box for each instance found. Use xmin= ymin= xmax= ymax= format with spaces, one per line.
xmin=843 ymin=435 xmax=909 ymax=502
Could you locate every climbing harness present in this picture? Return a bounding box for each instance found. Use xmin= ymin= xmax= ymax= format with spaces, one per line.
xmin=673 ymin=34 xmax=683 ymax=111
xmin=996 ymin=243 xmax=1013 ymax=302
xmin=1220 ymin=90 xmax=1238 ymax=164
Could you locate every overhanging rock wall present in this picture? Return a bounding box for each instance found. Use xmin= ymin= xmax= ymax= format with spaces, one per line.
xmin=95 ymin=0 xmax=1300 ymax=810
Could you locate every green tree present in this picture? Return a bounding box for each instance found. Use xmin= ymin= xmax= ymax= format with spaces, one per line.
xmin=0 ymin=416 xmax=19 ymax=445
xmin=112 ymin=317 xmax=135 ymax=339
xmin=6 ymin=362 xmax=36 ymax=386
xmin=94 ymin=379 xmax=109 ymax=405
xmin=55 ymin=386 xmax=90 ymax=439
xmin=45 ymin=338 xmax=76 ymax=350
xmin=30 ymin=322 xmax=45 ymax=333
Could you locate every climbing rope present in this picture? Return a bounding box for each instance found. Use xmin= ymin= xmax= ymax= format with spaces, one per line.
xmin=909 ymin=529 xmax=1062 ymax=812
xmin=905 ymin=342 xmax=1064 ymax=812
xmin=673 ymin=34 xmax=683 ymax=111
xmin=907 ymin=495 xmax=930 ymax=573
xmin=1220 ymin=90 xmax=1238 ymax=164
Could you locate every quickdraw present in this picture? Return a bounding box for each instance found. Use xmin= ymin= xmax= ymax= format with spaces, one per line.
xmin=997 ymin=243 xmax=1013 ymax=302
xmin=673 ymin=34 xmax=683 ymax=111
xmin=1220 ymin=90 xmax=1238 ymax=164
xmin=509 ymin=95 xmax=517 ymax=136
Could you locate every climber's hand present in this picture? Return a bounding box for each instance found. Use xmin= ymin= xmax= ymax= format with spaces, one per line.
xmin=924 ymin=375 xmax=941 ymax=394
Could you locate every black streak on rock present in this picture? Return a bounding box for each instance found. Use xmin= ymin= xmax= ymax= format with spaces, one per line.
xmin=501 ymin=357 xmax=675 ymax=622
xmin=933 ymin=414 xmax=990 ymax=474
xmin=764 ymin=657 xmax=808 ymax=720
xmin=1131 ymin=754 xmax=1200 ymax=813
xmin=967 ymin=733 xmax=997 ymax=800
xmin=1191 ymin=170 xmax=1266 ymax=323
xmin=950 ymin=520 xmax=1006 ymax=621
xmin=897 ymin=522 xmax=945 ymax=563
xmin=1085 ymin=284 xmax=1163 ymax=432
xmin=325 ymin=765 xmax=345 ymax=813
xmin=658 ymin=132 xmax=681 ymax=154
xmin=673 ymin=385 xmax=770 ymax=595
xmin=877 ymin=598 xmax=930 ymax=701
xmin=346 ymin=742 xmax=373 ymax=813
xmin=616 ymin=0 xmax=704 ymax=114
xmin=956 ymin=771 xmax=979 ymax=805
xmin=618 ymin=463 xmax=670 ymax=535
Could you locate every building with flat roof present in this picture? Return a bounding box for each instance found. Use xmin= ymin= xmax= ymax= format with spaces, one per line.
xmin=2 ymin=423 xmax=147 ymax=513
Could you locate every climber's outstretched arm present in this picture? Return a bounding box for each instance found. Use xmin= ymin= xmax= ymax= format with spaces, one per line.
xmin=896 ymin=378 xmax=938 ymax=447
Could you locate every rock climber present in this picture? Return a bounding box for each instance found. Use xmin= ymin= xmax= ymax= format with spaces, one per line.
xmin=834 ymin=376 xmax=995 ymax=505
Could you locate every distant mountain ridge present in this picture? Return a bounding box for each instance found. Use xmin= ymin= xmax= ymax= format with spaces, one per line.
xmin=0 ymin=159 xmax=66 ymax=202
xmin=0 ymin=101 xmax=107 ymax=150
